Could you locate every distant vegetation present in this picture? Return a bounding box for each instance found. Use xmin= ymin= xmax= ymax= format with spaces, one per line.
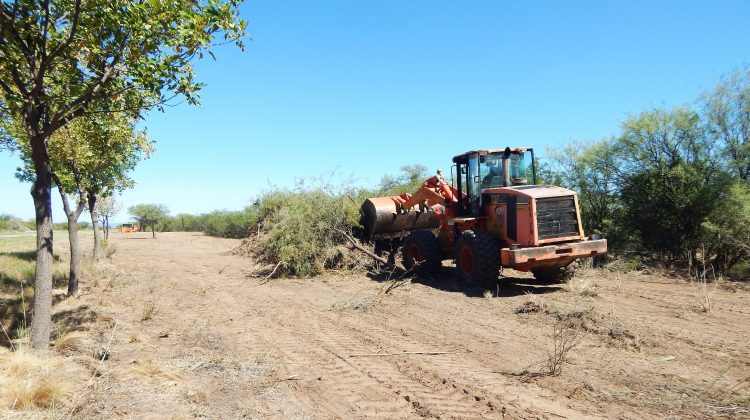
xmin=539 ymin=67 xmax=750 ymax=277
xmin=0 ymin=214 xmax=33 ymax=232
xmin=144 ymin=68 xmax=750 ymax=279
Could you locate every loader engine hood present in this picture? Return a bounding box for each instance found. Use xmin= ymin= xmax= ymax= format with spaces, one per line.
xmin=482 ymin=184 xmax=585 ymax=246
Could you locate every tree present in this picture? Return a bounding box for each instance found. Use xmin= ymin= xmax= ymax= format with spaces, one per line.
xmin=0 ymin=0 xmax=245 ymax=349
xmin=378 ymin=164 xmax=430 ymax=195
xmin=546 ymin=139 xmax=621 ymax=235
xmin=129 ymin=204 xmax=169 ymax=238
xmin=96 ymin=195 xmax=122 ymax=241
xmin=13 ymin=111 xmax=153 ymax=295
xmin=702 ymin=67 xmax=750 ymax=181
xmin=617 ymin=107 xmax=728 ymax=263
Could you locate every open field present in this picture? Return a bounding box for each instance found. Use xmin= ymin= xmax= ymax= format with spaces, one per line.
xmin=1 ymin=232 xmax=749 ymax=418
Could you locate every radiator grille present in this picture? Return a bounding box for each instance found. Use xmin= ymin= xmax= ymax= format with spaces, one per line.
xmin=536 ymin=196 xmax=579 ymax=240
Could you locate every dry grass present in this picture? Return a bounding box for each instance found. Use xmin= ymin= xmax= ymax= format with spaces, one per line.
xmin=140 ymin=300 xmax=159 ymax=321
xmin=565 ymin=274 xmax=599 ymax=297
xmin=130 ymin=359 xmax=183 ymax=380
xmin=54 ymin=331 xmax=89 ymax=355
xmin=0 ymin=347 xmax=81 ymax=411
xmin=330 ymin=295 xmax=377 ymax=312
xmin=103 ymin=242 xmax=117 ymax=259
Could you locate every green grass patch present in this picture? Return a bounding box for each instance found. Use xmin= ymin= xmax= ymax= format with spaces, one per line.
xmin=0 ymin=231 xmax=72 ymax=346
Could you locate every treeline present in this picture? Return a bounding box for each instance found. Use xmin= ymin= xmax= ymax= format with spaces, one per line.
xmin=157 ymin=209 xmax=259 ymax=239
xmin=154 ymin=69 xmax=749 ymax=277
xmin=0 ymin=214 xmax=91 ymax=232
xmin=539 ymin=68 xmax=750 ymax=275
xmin=0 ymin=214 xmax=32 ymax=231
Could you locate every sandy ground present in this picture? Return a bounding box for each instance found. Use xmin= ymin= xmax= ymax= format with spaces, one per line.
xmin=40 ymin=232 xmax=750 ymax=418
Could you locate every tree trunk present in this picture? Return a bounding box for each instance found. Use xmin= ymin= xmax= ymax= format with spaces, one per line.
xmin=57 ymin=188 xmax=87 ymax=297
xmin=151 ymin=225 xmax=156 ymax=238
xmin=103 ymin=215 xmax=109 ymax=240
xmin=88 ymin=192 xmax=101 ymax=263
xmin=29 ymin=135 xmax=54 ymax=351
xmin=66 ymin=214 xmax=81 ymax=296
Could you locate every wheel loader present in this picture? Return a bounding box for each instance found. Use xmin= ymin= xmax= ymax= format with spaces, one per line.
xmin=360 ymin=147 xmax=607 ymax=283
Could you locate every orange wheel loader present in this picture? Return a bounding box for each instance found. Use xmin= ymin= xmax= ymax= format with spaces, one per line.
xmin=360 ymin=147 xmax=607 ymax=283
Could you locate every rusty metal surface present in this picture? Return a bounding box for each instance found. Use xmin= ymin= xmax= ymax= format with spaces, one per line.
xmin=500 ymin=238 xmax=607 ymax=266
xmin=361 ymin=197 xmax=442 ymax=241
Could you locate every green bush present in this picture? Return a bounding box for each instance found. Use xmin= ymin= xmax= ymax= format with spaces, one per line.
xmin=157 ymin=208 xmax=258 ymax=239
xmin=253 ymin=185 xmax=367 ymax=277
xmin=0 ymin=214 xmax=30 ymax=231
xmin=202 ymin=209 xmax=258 ymax=238
xmin=51 ymin=221 xmax=91 ymax=230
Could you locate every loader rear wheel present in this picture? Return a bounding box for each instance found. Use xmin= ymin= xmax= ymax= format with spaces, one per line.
xmin=455 ymin=230 xmax=500 ymax=284
xmin=531 ymin=261 xmax=578 ymax=283
xmin=402 ymin=230 xmax=442 ymax=278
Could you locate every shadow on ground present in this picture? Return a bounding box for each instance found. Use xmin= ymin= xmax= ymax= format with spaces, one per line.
xmin=0 ymin=292 xmax=70 ymax=348
xmin=368 ymin=266 xmax=562 ymax=298
xmin=0 ymin=250 xmax=61 ymax=262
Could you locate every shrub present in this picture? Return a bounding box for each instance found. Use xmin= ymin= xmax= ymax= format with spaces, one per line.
xmin=253 ymin=187 xmax=364 ymax=277
xmin=202 ymin=209 xmax=258 ymax=239
xmin=0 ymin=214 xmax=30 ymax=232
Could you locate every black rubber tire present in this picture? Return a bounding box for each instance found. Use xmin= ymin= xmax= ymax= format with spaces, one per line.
xmin=402 ymin=230 xmax=442 ymax=278
xmin=455 ymin=230 xmax=500 ymax=284
xmin=531 ymin=261 xmax=578 ymax=283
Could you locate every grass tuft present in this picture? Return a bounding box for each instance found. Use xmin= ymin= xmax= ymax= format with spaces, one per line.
xmin=0 ymin=347 xmax=79 ymax=410
xmin=54 ymin=331 xmax=89 ymax=355
xmin=140 ymin=301 xmax=159 ymax=322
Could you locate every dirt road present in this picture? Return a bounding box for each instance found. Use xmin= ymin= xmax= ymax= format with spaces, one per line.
xmin=72 ymin=232 xmax=749 ymax=419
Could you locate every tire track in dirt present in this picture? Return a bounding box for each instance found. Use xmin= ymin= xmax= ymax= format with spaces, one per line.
xmin=238 ymin=284 xmax=551 ymax=419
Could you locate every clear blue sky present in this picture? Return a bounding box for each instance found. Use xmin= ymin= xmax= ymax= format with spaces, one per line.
xmin=2 ymin=0 xmax=749 ymax=222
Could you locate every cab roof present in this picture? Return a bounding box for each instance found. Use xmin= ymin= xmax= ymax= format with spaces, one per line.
xmin=452 ymin=147 xmax=532 ymax=162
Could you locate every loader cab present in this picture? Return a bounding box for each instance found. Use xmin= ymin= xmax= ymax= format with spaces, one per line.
xmin=453 ymin=147 xmax=536 ymax=217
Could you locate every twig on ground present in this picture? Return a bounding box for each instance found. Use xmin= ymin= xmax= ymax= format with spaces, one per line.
xmin=66 ymin=322 xmax=118 ymax=420
xmin=349 ymin=350 xmax=462 ymax=357
xmin=259 ymin=261 xmax=283 ymax=284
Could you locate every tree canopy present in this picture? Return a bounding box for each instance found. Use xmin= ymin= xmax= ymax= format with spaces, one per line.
xmin=129 ymin=203 xmax=169 ymax=238
xmin=1 ymin=0 xmax=246 ymax=350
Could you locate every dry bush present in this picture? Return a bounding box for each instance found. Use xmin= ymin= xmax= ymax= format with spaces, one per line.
xmin=103 ymin=242 xmax=117 ymax=259
xmin=545 ymin=316 xmax=584 ymax=376
xmin=689 ymin=252 xmax=720 ymax=313
xmin=0 ymin=347 xmax=80 ymax=411
xmin=141 ymin=300 xmax=159 ymax=322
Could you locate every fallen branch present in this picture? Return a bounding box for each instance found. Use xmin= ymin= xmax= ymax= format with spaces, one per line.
xmin=259 ymin=261 xmax=283 ymax=284
xmin=338 ymin=229 xmax=397 ymax=268
xmin=349 ymin=350 xmax=461 ymax=357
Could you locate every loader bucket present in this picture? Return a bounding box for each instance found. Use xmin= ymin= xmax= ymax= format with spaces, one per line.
xmin=360 ymin=196 xmax=442 ymax=241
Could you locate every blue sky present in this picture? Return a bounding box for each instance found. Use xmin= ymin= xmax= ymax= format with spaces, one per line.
xmin=2 ymin=0 xmax=749 ymax=222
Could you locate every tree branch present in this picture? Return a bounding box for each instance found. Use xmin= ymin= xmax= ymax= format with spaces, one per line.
xmin=46 ymin=58 xmax=119 ymax=136
xmin=37 ymin=0 xmax=81 ymax=90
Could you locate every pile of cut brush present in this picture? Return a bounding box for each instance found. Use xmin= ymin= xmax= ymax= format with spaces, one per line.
xmin=230 ymin=187 xmax=400 ymax=279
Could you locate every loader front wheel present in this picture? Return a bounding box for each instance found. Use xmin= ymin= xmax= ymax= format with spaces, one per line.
xmin=402 ymin=230 xmax=442 ymax=278
xmin=531 ymin=261 xmax=578 ymax=283
xmin=455 ymin=230 xmax=500 ymax=284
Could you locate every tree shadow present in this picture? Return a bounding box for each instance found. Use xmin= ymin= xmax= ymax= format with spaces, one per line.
xmin=0 ymin=271 xmax=69 ymax=294
xmin=0 ymin=250 xmax=61 ymax=262
xmin=368 ymin=266 xmax=562 ymax=298
xmin=0 ymin=292 xmax=68 ymax=349
xmin=52 ymin=305 xmax=99 ymax=338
